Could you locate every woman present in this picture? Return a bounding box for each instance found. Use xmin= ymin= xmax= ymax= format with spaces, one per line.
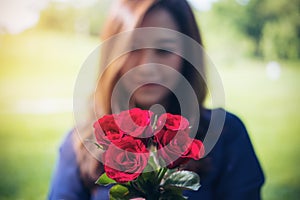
xmin=48 ymin=0 xmax=265 ymax=199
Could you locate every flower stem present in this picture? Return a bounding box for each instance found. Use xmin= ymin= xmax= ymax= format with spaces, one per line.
xmin=151 ymin=114 xmax=158 ymax=131
xmin=157 ymin=167 xmax=168 ymax=185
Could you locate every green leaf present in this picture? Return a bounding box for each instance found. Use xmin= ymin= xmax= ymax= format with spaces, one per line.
xmin=109 ymin=184 xmax=130 ymax=200
xmin=139 ymin=171 xmax=155 ymax=184
xmin=164 ymin=168 xmax=177 ymax=178
xmin=141 ymin=153 xmax=163 ymax=185
xmin=95 ymin=173 xmax=116 ymax=186
xmin=143 ymin=155 xmax=157 ymax=174
xmin=148 ymin=151 xmax=161 ymax=170
xmin=162 ymin=170 xmax=201 ymax=191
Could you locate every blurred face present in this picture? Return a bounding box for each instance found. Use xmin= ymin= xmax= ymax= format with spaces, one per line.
xmin=119 ymin=7 xmax=183 ymax=109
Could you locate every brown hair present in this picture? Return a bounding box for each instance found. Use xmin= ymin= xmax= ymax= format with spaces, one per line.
xmin=73 ymin=0 xmax=207 ymax=190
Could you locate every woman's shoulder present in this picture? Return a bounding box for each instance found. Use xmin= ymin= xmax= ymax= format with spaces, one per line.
xmin=48 ymin=129 xmax=91 ymax=200
xmin=201 ymin=108 xmax=249 ymax=143
xmin=58 ymin=129 xmax=76 ymax=155
xmin=202 ymin=108 xmax=245 ymax=126
xmin=198 ymin=109 xmax=264 ymax=199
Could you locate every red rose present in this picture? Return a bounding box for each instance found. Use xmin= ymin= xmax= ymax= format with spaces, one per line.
xmin=154 ymin=113 xmax=204 ymax=168
xmin=93 ymin=114 xmax=123 ymax=150
xmin=103 ymin=136 xmax=149 ymax=183
xmin=154 ymin=113 xmax=190 ymax=146
xmin=156 ymin=113 xmax=189 ymax=131
xmin=157 ymin=131 xmax=205 ymax=168
xmin=116 ymin=108 xmax=153 ymax=138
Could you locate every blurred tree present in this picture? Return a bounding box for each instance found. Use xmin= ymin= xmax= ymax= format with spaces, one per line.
xmin=88 ymin=0 xmax=111 ymax=36
xmin=37 ymin=2 xmax=77 ymax=33
xmin=36 ymin=0 xmax=111 ymax=36
xmin=212 ymin=0 xmax=300 ymax=60
xmin=260 ymin=0 xmax=300 ymax=60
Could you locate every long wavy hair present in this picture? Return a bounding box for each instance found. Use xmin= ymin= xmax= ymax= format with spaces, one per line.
xmin=73 ymin=0 xmax=207 ymax=190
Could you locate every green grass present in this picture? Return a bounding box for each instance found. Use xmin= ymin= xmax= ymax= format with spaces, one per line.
xmin=0 ymin=113 xmax=72 ymax=199
xmin=0 ymin=29 xmax=299 ymax=199
xmin=0 ymin=29 xmax=98 ymax=199
xmin=217 ymin=62 xmax=300 ymax=199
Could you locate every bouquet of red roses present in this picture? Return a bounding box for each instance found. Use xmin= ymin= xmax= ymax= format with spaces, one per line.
xmin=93 ymin=108 xmax=205 ymax=200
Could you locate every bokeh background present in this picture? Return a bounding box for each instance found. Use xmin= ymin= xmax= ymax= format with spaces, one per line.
xmin=0 ymin=0 xmax=299 ymax=199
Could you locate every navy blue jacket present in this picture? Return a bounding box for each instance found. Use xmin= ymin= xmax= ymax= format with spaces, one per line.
xmin=48 ymin=110 xmax=264 ymax=199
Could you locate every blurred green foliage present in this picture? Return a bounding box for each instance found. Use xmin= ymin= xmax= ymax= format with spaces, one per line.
xmin=37 ymin=0 xmax=111 ymax=36
xmin=35 ymin=0 xmax=299 ymax=61
xmin=37 ymin=3 xmax=77 ymax=33
xmin=211 ymin=0 xmax=300 ymax=60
